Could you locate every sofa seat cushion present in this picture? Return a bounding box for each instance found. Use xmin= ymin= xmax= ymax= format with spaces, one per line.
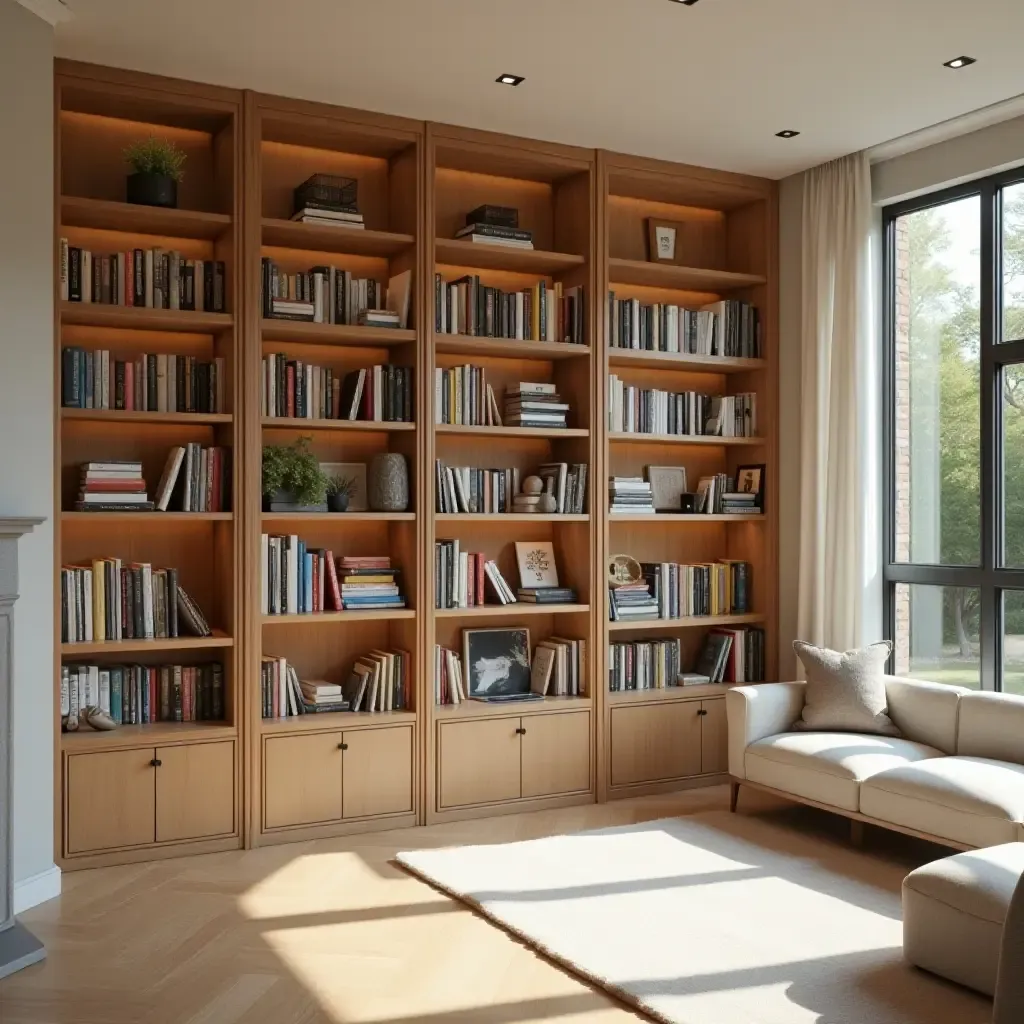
xmin=903 ymin=843 xmax=1024 ymax=995
xmin=861 ymin=756 xmax=1024 ymax=848
xmin=745 ymin=732 xmax=943 ymax=812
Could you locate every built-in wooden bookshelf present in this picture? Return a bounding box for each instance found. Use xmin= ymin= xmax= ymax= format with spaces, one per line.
xmin=52 ymin=60 xmax=778 ymax=867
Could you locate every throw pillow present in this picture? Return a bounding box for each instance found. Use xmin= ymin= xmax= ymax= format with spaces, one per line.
xmin=793 ymin=640 xmax=899 ymax=735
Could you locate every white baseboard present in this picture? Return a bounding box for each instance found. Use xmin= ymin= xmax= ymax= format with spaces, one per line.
xmin=13 ymin=865 xmax=61 ymax=914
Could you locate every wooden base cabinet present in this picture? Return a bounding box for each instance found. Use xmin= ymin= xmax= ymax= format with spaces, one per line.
xmin=437 ymin=710 xmax=592 ymax=811
xmin=609 ymin=697 xmax=727 ymax=792
xmin=65 ymin=741 xmax=236 ymax=856
xmin=262 ymin=724 xmax=414 ymax=832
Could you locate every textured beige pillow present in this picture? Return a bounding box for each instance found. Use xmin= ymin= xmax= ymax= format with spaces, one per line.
xmin=793 ymin=641 xmax=899 ymax=735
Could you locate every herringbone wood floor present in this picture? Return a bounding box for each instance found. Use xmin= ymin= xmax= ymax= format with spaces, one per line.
xmin=1 ymin=786 xmax=805 ymax=1024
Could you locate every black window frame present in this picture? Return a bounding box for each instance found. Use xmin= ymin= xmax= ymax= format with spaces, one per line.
xmin=883 ymin=168 xmax=1024 ymax=690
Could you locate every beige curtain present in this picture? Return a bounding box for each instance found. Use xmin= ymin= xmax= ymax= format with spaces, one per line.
xmin=797 ymin=152 xmax=874 ymax=653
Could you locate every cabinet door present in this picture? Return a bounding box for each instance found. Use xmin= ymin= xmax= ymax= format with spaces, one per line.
xmin=438 ymin=718 xmax=521 ymax=808
xmin=67 ymin=748 xmax=156 ymax=854
xmin=342 ymin=726 xmax=413 ymax=819
xmin=610 ymin=701 xmax=703 ymax=787
xmin=700 ymin=698 xmax=728 ymax=775
xmin=155 ymin=741 xmax=235 ymax=843
xmin=264 ymin=732 xmax=343 ymax=830
xmin=521 ymin=711 xmax=591 ymax=799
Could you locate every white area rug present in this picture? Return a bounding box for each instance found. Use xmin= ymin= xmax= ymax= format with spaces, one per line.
xmin=397 ymin=811 xmax=990 ymax=1024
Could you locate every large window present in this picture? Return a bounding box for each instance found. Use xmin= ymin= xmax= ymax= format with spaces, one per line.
xmin=885 ymin=171 xmax=1024 ymax=689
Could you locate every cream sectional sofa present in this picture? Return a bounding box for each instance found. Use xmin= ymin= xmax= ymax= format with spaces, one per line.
xmin=727 ymin=677 xmax=1024 ymax=849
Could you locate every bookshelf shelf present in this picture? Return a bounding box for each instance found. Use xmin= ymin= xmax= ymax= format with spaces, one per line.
xmin=607 ymin=684 xmax=730 ymax=705
xmin=608 ymin=433 xmax=764 ymax=447
xmin=434 ymin=334 xmax=591 ymax=361
xmin=61 ymin=720 xmax=236 ymax=751
xmin=60 ymin=301 xmax=233 ymax=333
xmin=61 ymin=408 xmax=233 ymax=426
xmin=261 ymin=610 xmax=416 ymax=625
xmin=608 ymin=258 xmax=766 ymax=292
xmin=261 ymin=512 xmax=416 ymax=523
xmin=260 ymin=319 xmax=416 ymax=348
xmin=434 ymin=696 xmax=592 ymax=720
xmin=61 ymin=512 xmax=234 ymax=522
xmin=607 ymin=613 xmax=766 ymax=633
xmin=609 ymin=514 xmax=765 ymax=524
xmin=60 ymin=196 xmax=232 ymax=239
xmin=436 ymin=424 xmax=589 ymax=439
xmin=262 ymin=417 xmax=414 ymax=433
xmin=436 ymin=238 xmax=585 ymax=275
xmin=60 ymin=630 xmax=234 ymax=656
xmin=608 ymin=349 xmax=767 ymax=374
xmin=260 ymin=710 xmax=418 ymax=734
xmin=262 ymin=218 xmax=414 ymax=257
xmin=437 ymin=513 xmax=590 ymax=523
xmin=435 ymin=604 xmax=591 ymax=619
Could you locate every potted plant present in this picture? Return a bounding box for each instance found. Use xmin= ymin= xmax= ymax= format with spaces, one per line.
xmin=124 ymin=137 xmax=187 ymax=209
xmin=262 ymin=438 xmax=328 ymax=512
xmin=326 ymin=474 xmax=356 ymax=513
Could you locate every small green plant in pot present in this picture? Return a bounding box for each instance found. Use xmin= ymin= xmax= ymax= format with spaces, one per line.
xmin=124 ymin=136 xmax=186 ymax=209
xmin=326 ymin=474 xmax=356 ymax=513
xmin=262 ymin=438 xmax=328 ymax=511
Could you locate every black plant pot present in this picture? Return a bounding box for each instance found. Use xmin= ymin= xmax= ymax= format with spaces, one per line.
xmin=126 ymin=172 xmax=177 ymax=209
xmin=263 ymin=489 xmax=327 ymax=513
xmin=328 ymin=493 xmax=349 ymax=513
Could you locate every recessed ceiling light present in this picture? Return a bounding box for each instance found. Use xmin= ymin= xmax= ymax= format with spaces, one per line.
xmin=496 ymin=74 xmax=524 ymax=86
xmin=943 ymin=56 xmax=977 ymax=69
xmin=776 ymin=130 xmax=801 ymax=139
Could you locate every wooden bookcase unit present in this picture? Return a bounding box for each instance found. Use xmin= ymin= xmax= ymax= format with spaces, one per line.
xmin=51 ymin=62 xmax=778 ymax=866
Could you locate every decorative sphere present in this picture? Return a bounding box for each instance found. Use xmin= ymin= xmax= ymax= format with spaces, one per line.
xmin=537 ymin=492 xmax=557 ymax=514
xmin=522 ymin=475 xmax=543 ymax=496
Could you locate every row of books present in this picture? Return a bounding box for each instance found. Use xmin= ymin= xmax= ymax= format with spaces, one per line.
xmin=434 ymin=364 xmax=499 ymax=426
xmin=434 ymin=461 xmax=588 ymax=515
xmin=608 ymin=638 xmax=684 ymax=692
xmin=260 ymin=539 xmax=404 ymax=615
xmin=697 ymin=627 xmax=766 ymax=684
xmin=608 ymin=559 xmax=750 ymax=622
xmin=607 ymin=296 xmax=761 ymax=359
xmin=434 ymin=275 xmax=585 ymax=344
xmin=608 ymin=377 xmax=756 ymax=437
xmin=60 ymin=243 xmax=228 ymax=312
xmin=261 ymin=356 xmax=414 ymax=422
xmin=154 ymin=445 xmax=231 ymax=513
xmin=62 ymin=662 xmax=224 ymax=724
xmin=434 ymin=542 xmax=516 ymax=608
xmin=261 ymin=260 xmax=410 ymax=327
xmin=60 ymin=560 xmax=211 ymax=643
xmin=61 ymin=348 xmax=226 ymax=413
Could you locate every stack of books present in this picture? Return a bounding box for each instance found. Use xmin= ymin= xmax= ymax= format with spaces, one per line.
xmin=695 ymin=627 xmax=766 ymax=683
xmin=721 ymin=490 xmax=761 ymax=515
xmin=434 ymin=645 xmax=467 ymax=705
xmin=76 ymin=460 xmax=153 ymax=512
xmin=609 ymin=477 xmax=655 ymax=515
xmin=637 ymin=559 xmax=752 ymax=618
xmin=338 ymin=557 xmax=405 ymax=611
xmin=530 ymin=637 xmax=586 ymax=696
xmin=434 ymin=540 xmax=516 ymax=607
xmin=608 ymin=638 xmax=682 ymax=692
xmin=342 ymin=649 xmax=411 ymax=712
xmin=63 ymin=662 xmax=224 ymax=725
xmin=608 ymin=376 xmax=756 ymax=437
xmin=154 ymin=445 xmax=230 ymax=512
xmin=518 ymin=586 xmax=578 ymax=604
xmin=261 ymin=657 xmax=349 ymax=718
xmin=290 ymin=205 xmax=365 ymax=230
xmin=505 ymin=382 xmax=568 ymax=429
xmin=434 ymin=364 xmax=501 ymax=426
xmin=608 ymin=582 xmax=659 ymax=622
xmin=455 ymin=204 xmax=534 ymax=249
xmin=359 ymin=309 xmax=401 ymax=329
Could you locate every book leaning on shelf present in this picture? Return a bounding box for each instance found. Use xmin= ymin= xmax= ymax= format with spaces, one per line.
xmin=530 ymin=637 xmax=586 ymax=696
xmin=60 ymin=240 xmax=226 ymax=312
xmin=434 ymin=274 xmax=585 ymax=344
xmin=607 ymin=293 xmax=760 ymax=358
xmin=262 ymin=356 xmax=414 ymax=423
xmin=434 ymin=645 xmax=467 ymax=705
xmin=62 ymin=662 xmax=224 ymax=725
xmin=153 ymin=445 xmax=231 ymax=513
xmin=695 ymin=627 xmax=766 ymax=684
xmin=434 ymin=540 xmax=516 ymax=608
xmin=61 ymin=348 xmax=225 ymax=413
xmin=434 ymin=364 xmax=503 ymax=426
xmin=608 ymin=376 xmax=756 ymax=437
xmin=60 ymin=560 xmax=212 ymax=642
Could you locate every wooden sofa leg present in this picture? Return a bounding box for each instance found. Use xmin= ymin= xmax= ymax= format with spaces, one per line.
xmin=730 ymin=781 xmax=740 ymax=813
xmin=850 ymin=819 xmax=865 ymax=847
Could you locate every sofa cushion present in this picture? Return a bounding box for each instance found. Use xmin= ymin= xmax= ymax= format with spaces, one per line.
xmin=903 ymin=843 xmax=1024 ymax=995
xmin=793 ymin=641 xmax=899 ymax=735
xmin=861 ymin=756 xmax=1024 ymax=848
xmin=884 ymin=676 xmax=966 ymax=754
xmin=958 ymin=691 xmax=1024 ymax=765
xmin=745 ymin=731 xmax=942 ymax=812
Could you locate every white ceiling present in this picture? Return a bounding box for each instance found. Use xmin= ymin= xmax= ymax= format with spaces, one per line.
xmin=54 ymin=0 xmax=1024 ymax=179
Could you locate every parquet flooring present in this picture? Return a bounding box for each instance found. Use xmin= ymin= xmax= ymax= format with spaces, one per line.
xmin=1 ymin=786 xmax=784 ymax=1024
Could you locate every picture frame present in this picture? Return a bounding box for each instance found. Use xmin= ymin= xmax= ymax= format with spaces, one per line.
xmin=462 ymin=627 xmax=532 ymax=699
xmin=647 ymin=219 xmax=678 ymax=263
xmin=319 ymin=461 xmax=367 ymax=511
xmin=514 ymin=540 xmax=559 ymax=588
xmin=645 ymin=465 xmax=688 ymax=512
xmin=735 ymin=463 xmax=766 ymax=509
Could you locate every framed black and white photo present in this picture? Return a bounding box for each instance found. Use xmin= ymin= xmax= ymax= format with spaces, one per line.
xmin=646 ymin=465 xmax=687 ymax=512
xmin=735 ymin=463 xmax=766 ymax=508
xmin=462 ymin=627 xmax=531 ymax=699
xmin=647 ymin=219 xmax=678 ymax=263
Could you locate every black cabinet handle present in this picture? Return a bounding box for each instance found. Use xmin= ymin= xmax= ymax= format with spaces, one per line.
xmin=697 ymin=709 xmax=708 ymax=717
xmin=338 ymin=742 xmax=348 ymax=750
xmin=515 ymin=727 xmax=526 ymax=735
xmin=150 ymin=758 xmax=162 ymax=767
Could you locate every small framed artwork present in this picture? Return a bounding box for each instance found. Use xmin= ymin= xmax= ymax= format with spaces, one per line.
xmin=735 ymin=463 xmax=766 ymax=509
xmin=646 ymin=466 xmax=688 ymax=512
xmin=319 ymin=461 xmax=367 ymax=511
xmin=463 ymin=627 xmax=532 ymax=699
xmin=647 ymin=220 xmax=678 ymax=263
xmin=515 ymin=540 xmax=559 ymax=588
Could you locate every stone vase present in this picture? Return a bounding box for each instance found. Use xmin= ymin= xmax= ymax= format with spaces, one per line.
xmin=369 ymin=453 xmax=409 ymax=512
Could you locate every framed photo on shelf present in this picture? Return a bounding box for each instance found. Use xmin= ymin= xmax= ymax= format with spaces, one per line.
xmin=515 ymin=540 xmax=559 ymax=588
xmin=735 ymin=463 xmax=766 ymax=509
xmin=319 ymin=461 xmax=367 ymax=511
xmin=647 ymin=219 xmax=678 ymax=263
xmin=646 ymin=466 xmax=687 ymax=512
xmin=462 ymin=627 xmax=532 ymax=699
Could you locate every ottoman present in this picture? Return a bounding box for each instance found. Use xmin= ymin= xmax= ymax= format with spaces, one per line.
xmin=903 ymin=842 xmax=1024 ymax=995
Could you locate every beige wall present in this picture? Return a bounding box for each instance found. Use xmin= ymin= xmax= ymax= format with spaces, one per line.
xmin=0 ymin=0 xmax=57 ymax=906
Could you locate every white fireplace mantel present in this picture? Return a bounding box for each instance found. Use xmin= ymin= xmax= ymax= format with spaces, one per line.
xmin=0 ymin=517 xmax=46 ymax=980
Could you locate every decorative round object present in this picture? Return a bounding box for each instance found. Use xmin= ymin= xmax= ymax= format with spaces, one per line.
xmin=369 ymin=453 xmax=409 ymax=512
xmin=608 ymin=554 xmax=642 ymax=588
xmin=536 ymin=492 xmax=557 ymax=514
xmin=522 ymin=475 xmax=543 ymax=496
